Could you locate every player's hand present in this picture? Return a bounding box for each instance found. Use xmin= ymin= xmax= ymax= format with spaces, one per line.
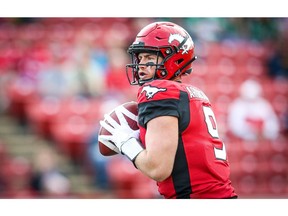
xmin=99 ymin=105 xmax=143 ymax=162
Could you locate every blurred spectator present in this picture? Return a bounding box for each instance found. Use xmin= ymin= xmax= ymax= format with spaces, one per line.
xmin=266 ymin=32 xmax=288 ymax=79
xmin=0 ymin=156 xmax=35 ymax=198
xmin=0 ymin=70 xmax=14 ymax=113
xmin=227 ymin=79 xmax=280 ymax=141
xmin=0 ymin=141 xmax=9 ymax=194
xmin=73 ymin=42 xmax=108 ymax=98
xmin=184 ymin=18 xmax=224 ymax=42
xmin=215 ymin=18 xmax=279 ymax=42
xmin=87 ymin=127 xmax=112 ymax=191
xmin=105 ymin=47 xmax=137 ymax=100
xmin=36 ymin=52 xmax=78 ymax=98
xmin=30 ymin=147 xmax=71 ymax=197
xmin=86 ymin=97 xmax=121 ymax=191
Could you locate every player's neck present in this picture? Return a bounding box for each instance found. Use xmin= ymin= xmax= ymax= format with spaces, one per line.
xmin=172 ymin=77 xmax=182 ymax=83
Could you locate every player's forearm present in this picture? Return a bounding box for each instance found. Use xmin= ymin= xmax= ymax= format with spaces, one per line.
xmin=134 ymin=150 xmax=172 ymax=182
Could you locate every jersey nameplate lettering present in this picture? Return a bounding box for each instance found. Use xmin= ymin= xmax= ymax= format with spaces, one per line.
xmin=186 ymin=86 xmax=209 ymax=101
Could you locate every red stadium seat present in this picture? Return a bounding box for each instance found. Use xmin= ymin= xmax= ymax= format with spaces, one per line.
xmin=26 ymin=96 xmax=61 ymax=139
xmin=106 ymin=156 xmax=158 ymax=198
xmin=51 ymin=115 xmax=94 ymax=164
xmin=0 ymin=156 xmax=36 ymax=198
xmin=269 ymin=138 xmax=288 ymax=156
xmin=6 ymin=78 xmax=38 ymax=123
xmin=266 ymin=174 xmax=288 ymax=196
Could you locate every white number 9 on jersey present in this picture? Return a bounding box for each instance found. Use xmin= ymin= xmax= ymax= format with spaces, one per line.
xmin=202 ymin=106 xmax=227 ymax=161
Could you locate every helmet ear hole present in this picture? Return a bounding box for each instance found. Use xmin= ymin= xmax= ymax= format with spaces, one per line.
xmin=176 ymin=59 xmax=184 ymax=65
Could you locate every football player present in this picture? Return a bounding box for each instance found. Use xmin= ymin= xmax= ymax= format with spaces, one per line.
xmin=99 ymin=21 xmax=238 ymax=199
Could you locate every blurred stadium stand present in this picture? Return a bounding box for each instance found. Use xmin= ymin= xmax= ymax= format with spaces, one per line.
xmin=0 ymin=17 xmax=287 ymax=198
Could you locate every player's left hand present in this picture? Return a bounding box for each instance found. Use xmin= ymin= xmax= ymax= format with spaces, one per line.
xmin=99 ymin=106 xmax=143 ymax=162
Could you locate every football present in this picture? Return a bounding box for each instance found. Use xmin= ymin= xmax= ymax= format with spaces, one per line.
xmin=98 ymin=101 xmax=139 ymax=156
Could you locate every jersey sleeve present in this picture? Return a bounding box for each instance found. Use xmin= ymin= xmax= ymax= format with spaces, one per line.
xmin=137 ymin=80 xmax=180 ymax=127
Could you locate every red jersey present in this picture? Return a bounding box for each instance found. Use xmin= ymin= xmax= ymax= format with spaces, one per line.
xmin=137 ymin=79 xmax=237 ymax=199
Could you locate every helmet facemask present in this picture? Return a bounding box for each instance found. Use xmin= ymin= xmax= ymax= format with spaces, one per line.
xmin=126 ymin=46 xmax=167 ymax=86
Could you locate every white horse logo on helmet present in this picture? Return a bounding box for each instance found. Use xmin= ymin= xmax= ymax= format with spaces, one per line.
xmin=168 ymin=33 xmax=193 ymax=54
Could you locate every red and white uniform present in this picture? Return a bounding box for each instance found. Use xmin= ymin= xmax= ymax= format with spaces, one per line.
xmin=137 ymin=79 xmax=237 ymax=199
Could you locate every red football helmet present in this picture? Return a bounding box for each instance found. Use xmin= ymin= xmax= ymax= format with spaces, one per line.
xmin=126 ymin=21 xmax=197 ymax=85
